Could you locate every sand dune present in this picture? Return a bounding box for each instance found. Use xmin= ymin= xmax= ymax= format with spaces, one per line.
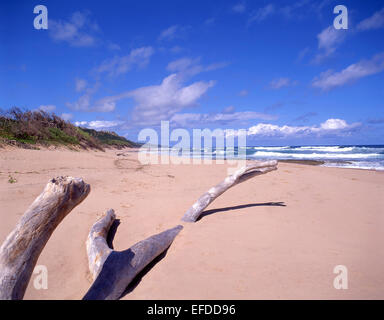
xmin=0 ymin=147 xmax=383 ymax=299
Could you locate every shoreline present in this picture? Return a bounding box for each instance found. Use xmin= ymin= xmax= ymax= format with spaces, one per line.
xmin=2 ymin=142 xmax=383 ymax=171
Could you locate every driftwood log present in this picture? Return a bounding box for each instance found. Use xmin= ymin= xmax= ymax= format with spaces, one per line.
xmin=181 ymin=160 xmax=278 ymax=222
xmin=84 ymin=209 xmax=183 ymax=300
xmin=0 ymin=176 xmax=90 ymax=300
xmin=0 ymin=161 xmax=278 ymax=300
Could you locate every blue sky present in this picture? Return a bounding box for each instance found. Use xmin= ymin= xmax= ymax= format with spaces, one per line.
xmin=1 ymin=0 xmax=384 ymax=145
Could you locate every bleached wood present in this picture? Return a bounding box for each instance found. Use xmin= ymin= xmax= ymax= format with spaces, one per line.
xmin=0 ymin=176 xmax=90 ymax=300
xmin=86 ymin=209 xmax=115 ymax=281
xmin=84 ymin=219 xmax=183 ymax=300
xmin=181 ymin=160 xmax=278 ymax=222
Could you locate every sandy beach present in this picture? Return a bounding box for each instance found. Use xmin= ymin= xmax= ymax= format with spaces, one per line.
xmin=0 ymin=147 xmax=383 ymax=299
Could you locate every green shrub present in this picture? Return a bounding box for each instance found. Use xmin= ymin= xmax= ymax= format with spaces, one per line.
xmin=0 ymin=107 xmax=139 ymax=150
xmin=48 ymin=127 xmax=79 ymax=145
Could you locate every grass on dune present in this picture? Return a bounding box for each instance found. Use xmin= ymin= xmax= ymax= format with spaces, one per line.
xmin=0 ymin=107 xmax=139 ymax=150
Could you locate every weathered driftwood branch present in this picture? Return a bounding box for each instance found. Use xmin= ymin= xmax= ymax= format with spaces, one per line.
xmin=86 ymin=209 xmax=116 ymax=281
xmin=181 ymin=160 xmax=278 ymax=222
xmin=0 ymin=176 xmax=90 ymax=300
xmin=84 ymin=210 xmax=183 ymax=300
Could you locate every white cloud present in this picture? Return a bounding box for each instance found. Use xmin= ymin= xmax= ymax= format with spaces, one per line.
xmin=312 ymin=52 xmax=384 ymax=90
xmin=88 ymin=120 xmax=123 ymax=129
xmin=74 ymin=121 xmax=88 ymax=127
xmin=269 ymin=77 xmax=297 ymax=89
xmin=67 ymin=47 xmax=154 ymax=112
xmin=320 ymin=118 xmax=348 ymax=130
xmin=96 ymin=47 xmax=154 ymax=77
xmin=313 ymin=25 xmax=346 ymax=62
xmin=75 ymin=78 xmax=87 ymax=92
xmin=317 ymin=26 xmax=343 ymax=52
xmin=67 ymin=89 xmax=93 ymax=111
xmin=74 ymin=73 xmax=215 ymax=124
xmin=357 ymin=8 xmax=384 ymax=30
xmin=239 ymin=89 xmax=248 ymax=96
xmin=130 ymin=73 xmax=215 ymax=125
xmin=74 ymin=120 xmax=123 ymax=129
xmin=60 ymin=113 xmax=73 ymax=121
xmin=36 ymin=105 xmax=56 ymax=112
xmin=167 ymin=57 xmax=202 ymax=73
xmin=170 ymin=111 xmax=276 ymax=127
xmin=66 ymin=82 xmax=105 ymax=112
xmin=70 ymin=55 xmax=220 ymax=116
xmin=92 ymin=96 xmax=118 ymax=112
xmin=248 ymin=1 xmax=328 ymax=25
xmin=49 ymin=12 xmax=98 ymax=47
xmin=228 ymin=119 xmax=360 ymax=137
xmin=166 ymin=57 xmax=227 ymax=77
xmin=158 ymin=25 xmax=188 ymax=41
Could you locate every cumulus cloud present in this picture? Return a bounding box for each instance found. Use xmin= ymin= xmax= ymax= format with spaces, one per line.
xmin=269 ymin=77 xmax=297 ymax=89
xmin=130 ymin=73 xmax=215 ymax=125
xmin=357 ymin=8 xmax=384 ymax=30
xmin=74 ymin=72 xmax=215 ymax=123
xmin=96 ymin=47 xmax=154 ymax=77
xmin=73 ymin=121 xmax=86 ymax=126
xmin=72 ymin=54 xmax=222 ymax=117
xmin=312 ymin=52 xmax=384 ymax=90
xmin=49 ymin=11 xmax=99 ymax=47
xmin=227 ymin=119 xmax=360 ymax=138
xmin=74 ymin=120 xmax=123 ymax=129
xmin=67 ymin=47 xmax=154 ymax=112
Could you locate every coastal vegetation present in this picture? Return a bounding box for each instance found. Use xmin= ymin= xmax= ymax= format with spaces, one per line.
xmin=0 ymin=108 xmax=139 ymax=150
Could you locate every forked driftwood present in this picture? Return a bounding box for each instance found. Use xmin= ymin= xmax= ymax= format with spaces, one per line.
xmin=0 ymin=160 xmax=278 ymax=300
xmin=0 ymin=176 xmax=90 ymax=300
xmin=84 ymin=209 xmax=182 ymax=300
xmin=181 ymin=160 xmax=278 ymax=222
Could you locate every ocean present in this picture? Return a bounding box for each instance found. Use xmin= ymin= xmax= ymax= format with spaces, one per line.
xmin=234 ymin=145 xmax=384 ymax=171
xmin=149 ymin=145 xmax=384 ymax=171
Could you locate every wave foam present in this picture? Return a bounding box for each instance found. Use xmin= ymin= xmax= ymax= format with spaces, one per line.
xmin=251 ymin=151 xmax=382 ymax=159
